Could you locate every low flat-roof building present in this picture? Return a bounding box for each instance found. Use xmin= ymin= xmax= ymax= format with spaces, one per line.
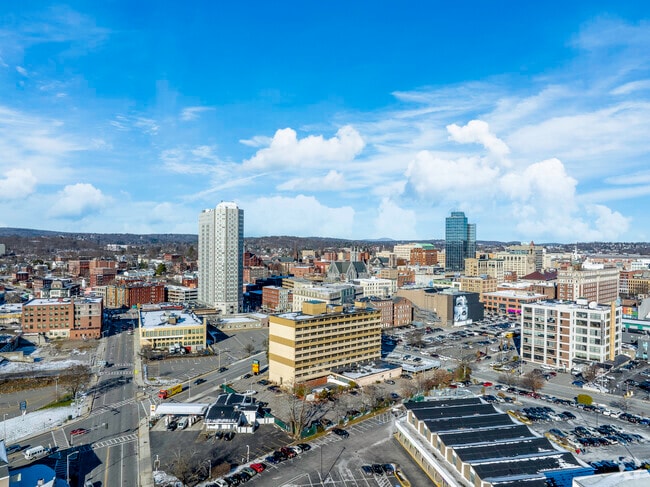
xmin=395 ymin=396 xmax=593 ymax=487
xmin=138 ymin=308 xmax=207 ymax=351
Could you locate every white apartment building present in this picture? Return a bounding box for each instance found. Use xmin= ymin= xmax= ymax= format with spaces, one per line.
xmin=291 ymin=283 xmax=356 ymax=312
xmin=521 ymin=299 xmax=622 ymax=370
xmin=352 ymin=277 xmax=396 ymax=298
xmin=198 ymin=202 xmax=244 ymax=314
xmin=166 ymin=285 xmax=199 ymax=304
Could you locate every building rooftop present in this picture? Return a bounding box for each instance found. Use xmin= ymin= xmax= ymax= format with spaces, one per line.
xmin=140 ymin=309 xmax=203 ymax=328
xmin=529 ymin=300 xmax=613 ymax=311
xmin=275 ymin=306 xmax=376 ymax=321
xmin=25 ymin=297 xmax=102 ymax=306
xmin=483 ymin=290 xmax=547 ymax=299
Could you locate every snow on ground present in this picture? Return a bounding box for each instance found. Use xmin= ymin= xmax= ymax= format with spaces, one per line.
xmin=0 ymin=358 xmax=86 ymax=374
xmin=2 ymin=401 xmax=83 ymax=445
xmin=153 ymin=470 xmax=182 ymax=486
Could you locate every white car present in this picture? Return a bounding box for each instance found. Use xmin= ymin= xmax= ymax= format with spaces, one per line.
xmin=243 ymin=390 xmax=257 ymax=395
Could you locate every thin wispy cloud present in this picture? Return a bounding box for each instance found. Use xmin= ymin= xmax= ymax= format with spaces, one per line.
xmin=180 ymin=106 xmax=214 ymax=121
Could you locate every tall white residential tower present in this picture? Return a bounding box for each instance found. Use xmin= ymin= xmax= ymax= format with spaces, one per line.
xmin=198 ymin=202 xmax=244 ymax=314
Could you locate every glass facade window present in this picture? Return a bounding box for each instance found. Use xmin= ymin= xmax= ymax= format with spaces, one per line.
xmin=445 ymin=211 xmax=476 ymax=272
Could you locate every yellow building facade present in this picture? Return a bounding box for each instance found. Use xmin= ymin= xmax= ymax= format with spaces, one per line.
xmin=268 ymin=302 xmax=382 ymax=387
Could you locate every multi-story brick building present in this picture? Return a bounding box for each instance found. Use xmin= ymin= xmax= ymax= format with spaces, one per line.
xmin=268 ymin=302 xmax=381 ymax=386
xmin=243 ymin=266 xmax=269 ymax=284
xmin=262 ymin=285 xmax=292 ymax=312
xmin=557 ymin=266 xmax=619 ymax=304
xmin=393 ymin=296 xmax=413 ymax=326
xmin=289 ymin=265 xmax=315 ymax=278
xmin=89 ymin=266 xmax=117 ymax=287
xmin=521 ymin=299 xmax=622 ymax=370
xmin=409 ymin=244 xmax=438 ymax=266
xmin=21 ymin=297 xmax=102 ymax=339
xmin=482 ymin=290 xmax=547 ymax=316
xmin=354 ymin=296 xmax=414 ymax=328
xmin=103 ymin=282 xmax=165 ymax=309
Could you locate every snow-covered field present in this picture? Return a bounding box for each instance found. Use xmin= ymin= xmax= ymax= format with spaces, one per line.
xmin=2 ymin=402 xmax=82 ymax=445
xmin=0 ymin=358 xmax=87 ymax=374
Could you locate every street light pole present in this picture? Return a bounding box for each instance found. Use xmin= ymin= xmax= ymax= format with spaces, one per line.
xmin=67 ymin=451 xmax=78 ymax=484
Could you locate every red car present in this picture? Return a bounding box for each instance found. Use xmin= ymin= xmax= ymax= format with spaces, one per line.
xmin=250 ymin=463 xmax=266 ymax=473
xmin=70 ymin=428 xmax=88 ymax=436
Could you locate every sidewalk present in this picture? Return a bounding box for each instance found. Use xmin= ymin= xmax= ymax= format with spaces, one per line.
xmin=133 ymin=333 xmax=155 ymax=487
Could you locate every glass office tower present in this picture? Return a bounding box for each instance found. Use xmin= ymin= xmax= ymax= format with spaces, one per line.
xmin=445 ymin=211 xmax=476 ymax=272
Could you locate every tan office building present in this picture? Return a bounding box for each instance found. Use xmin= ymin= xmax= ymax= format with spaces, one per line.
xmin=268 ymin=302 xmax=381 ymax=387
xmin=557 ymin=266 xmax=619 ymax=304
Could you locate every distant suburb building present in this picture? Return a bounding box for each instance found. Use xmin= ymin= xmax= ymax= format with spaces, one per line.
xmin=521 ymin=299 xmax=622 ymax=370
xmin=21 ymin=297 xmax=103 ymax=339
xmin=138 ymin=308 xmax=207 ymax=352
xmin=198 ymin=202 xmax=244 ymax=314
xmin=268 ymin=302 xmax=382 ymax=387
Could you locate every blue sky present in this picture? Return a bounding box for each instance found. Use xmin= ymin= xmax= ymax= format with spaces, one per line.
xmin=1 ymin=2 xmax=650 ymax=243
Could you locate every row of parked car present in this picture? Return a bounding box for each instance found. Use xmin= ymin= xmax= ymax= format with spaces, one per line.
xmin=518 ymin=406 xmax=576 ymax=423
xmin=361 ymin=464 xmax=395 ymax=476
xmin=207 ymin=444 xmax=312 ymax=486
xmin=548 ymin=423 xmax=645 ymax=449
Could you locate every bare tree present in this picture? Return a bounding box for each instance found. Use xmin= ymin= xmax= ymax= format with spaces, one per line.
xmin=581 ymin=364 xmax=600 ymax=383
xmin=520 ymin=370 xmax=545 ymax=393
xmin=426 ymin=369 xmax=453 ymax=390
xmin=454 ymin=360 xmax=472 ymax=382
xmin=60 ymin=364 xmax=92 ymax=399
xmin=363 ymin=384 xmax=385 ymax=409
xmin=166 ymin=448 xmax=203 ymax=485
xmin=399 ymin=381 xmax=419 ymax=399
xmin=243 ymin=342 xmax=255 ymax=357
xmin=498 ymin=373 xmax=519 ymax=387
xmin=407 ymin=329 xmax=426 ymax=349
xmin=280 ymin=383 xmax=319 ymax=439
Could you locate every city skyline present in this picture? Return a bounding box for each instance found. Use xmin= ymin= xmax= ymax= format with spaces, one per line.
xmin=1 ymin=2 xmax=650 ymax=242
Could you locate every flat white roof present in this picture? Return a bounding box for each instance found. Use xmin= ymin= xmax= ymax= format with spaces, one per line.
xmin=26 ymin=297 xmax=102 ymax=306
xmin=154 ymin=403 xmax=209 ymax=416
xmin=141 ymin=310 xmax=203 ymax=328
xmin=484 ymin=290 xmax=546 ymax=299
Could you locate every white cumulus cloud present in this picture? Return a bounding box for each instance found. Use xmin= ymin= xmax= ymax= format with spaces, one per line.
xmin=447 ymin=119 xmax=510 ymax=160
xmin=405 ymin=152 xmax=500 ymax=199
xmin=49 ymin=183 xmax=108 ymax=218
xmin=243 ymin=125 xmax=365 ymax=170
xmin=0 ymin=169 xmax=37 ymax=200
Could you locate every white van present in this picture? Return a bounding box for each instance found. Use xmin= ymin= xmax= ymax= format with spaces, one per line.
xmin=24 ymin=445 xmax=48 ymax=460
xmin=177 ymin=417 xmax=189 ymax=430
